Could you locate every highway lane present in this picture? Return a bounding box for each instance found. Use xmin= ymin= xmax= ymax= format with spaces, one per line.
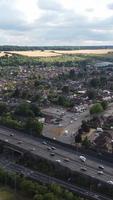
xmin=0 ymin=158 xmax=112 ymax=200
xmin=0 ymin=127 xmax=113 ymax=184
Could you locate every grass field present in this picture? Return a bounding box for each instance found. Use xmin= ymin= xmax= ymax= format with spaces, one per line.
xmin=0 ymin=187 xmax=29 ymax=200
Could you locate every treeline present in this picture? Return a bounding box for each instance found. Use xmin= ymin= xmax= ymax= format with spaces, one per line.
xmin=0 ymin=45 xmax=112 ymax=51
xmin=17 ymin=151 xmax=113 ymax=199
xmin=0 ymin=167 xmax=82 ymax=200
xmin=0 ymin=102 xmax=43 ymax=136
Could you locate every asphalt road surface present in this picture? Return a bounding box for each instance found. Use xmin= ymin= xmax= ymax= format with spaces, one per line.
xmin=0 ymin=127 xmax=113 ymax=185
xmin=43 ymin=109 xmax=90 ymax=144
xmin=0 ymin=157 xmax=112 ymax=200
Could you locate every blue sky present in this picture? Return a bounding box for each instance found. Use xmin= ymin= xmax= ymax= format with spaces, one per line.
xmin=0 ymin=0 xmax=113 ymax=45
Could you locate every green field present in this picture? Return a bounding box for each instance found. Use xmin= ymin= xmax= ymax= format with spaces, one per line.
xmin=0 ymin=187 xmax=29 ymax=200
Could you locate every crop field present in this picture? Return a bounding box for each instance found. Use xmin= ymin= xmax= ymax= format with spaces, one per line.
xmin=55 ymin=49 xmax=113 ymax=55
xmin=7 ymin=49 xmax=113 ymax=57
xmin=8 ymin=50 xmax=61 ymax=57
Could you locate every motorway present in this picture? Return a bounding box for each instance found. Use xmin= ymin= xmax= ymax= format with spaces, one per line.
xmin=0 ymin=127 xmax=113 ymax=185
xmin=0 ymin=158 xmax=112 ymax=200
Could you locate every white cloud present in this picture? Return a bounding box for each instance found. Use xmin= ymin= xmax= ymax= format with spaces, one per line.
xmin=0 ymin=0 xmax=113 ymax=45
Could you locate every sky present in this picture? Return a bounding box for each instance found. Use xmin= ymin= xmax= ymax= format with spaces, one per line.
xmin=0 ymin=0 xmax=113 ymax=46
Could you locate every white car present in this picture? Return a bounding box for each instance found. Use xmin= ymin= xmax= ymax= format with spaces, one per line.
xmin=97 ymin=171 xmax=104 ymax=175
xmin=107 ymin=180 xmax=113 ymax=185
xmin=56 ymin=159 xmax=61 ymax=163
xmin=5 ymin=139 xmax=8 ymax=142
xmin=79 ymin=156 xmax=86 ymax=162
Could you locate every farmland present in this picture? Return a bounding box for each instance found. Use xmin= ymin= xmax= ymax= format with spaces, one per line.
xmin=0 ymin=48 xmax=113 ymax=58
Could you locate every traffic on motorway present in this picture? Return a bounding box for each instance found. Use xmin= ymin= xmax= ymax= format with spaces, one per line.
xmin=0 ymin=127 xmax=113 ymax=185
xmin=0 ymin=157 xmax=112 ymax=200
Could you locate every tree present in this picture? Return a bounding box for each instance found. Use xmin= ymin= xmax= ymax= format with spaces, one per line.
xmin=15 ymin=103 xmax=34 ymax=117
xmin=75 ymin=134 xmax=82 ymax=143
xmin=69 ymin=69 xmax=75 ymax=80
xmin=43 ymin=193 xmax=57 ymax=200
xmin=20 ymin=179 xmax=35 ymax=196
xmin=30 ymin=104 xmax=41 ymax=116
xmin=82 ymin=136 xmax=91 ymax=148
xmin=81 ymin=120 xmax=90 ymax=132
xmin=50 ymin=184 xmax=62 ymax=195
xmin=90 ymin=103 xmax=103 ymax=115
xmin=62 ymin=85 xmax=69 ymax=94
xmin=101 ymin=100 xmax=108 ymax=110
xmin=57 ymin=96 xmax=70 ymax=107
xmin=33 ymin=194 xmax=43 ymax=200
xmin=89 ymin=78 xmax=100 ymax=88
xmin=25 ymin=118 xmax=43 ymax=135
xmin=87 ymin=89 xmax=96 ymax=100
xmin=0 ymin=103 xmax=8 ymax=115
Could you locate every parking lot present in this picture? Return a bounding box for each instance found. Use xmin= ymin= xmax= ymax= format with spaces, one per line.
xmin=42 ymin=107 xmax=90 ymax=144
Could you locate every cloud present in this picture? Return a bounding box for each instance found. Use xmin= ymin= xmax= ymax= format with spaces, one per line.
xmin=38 ymin=0 xmax=63 ymax=11
xmin=0 ymin=0 xmax=113 ymax=45
xmin=107 ymin=3 xmax=113 ymax=10
xmin=0 ymin=0 xmax=30 ymax=31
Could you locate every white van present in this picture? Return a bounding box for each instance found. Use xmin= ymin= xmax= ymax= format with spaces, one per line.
xmin=79 ymin=156 xmax=86 ymax=162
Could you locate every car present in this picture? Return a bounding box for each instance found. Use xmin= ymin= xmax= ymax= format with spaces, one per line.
xmin=42 ymin=141 xmax=47 ymax=145
xmin=50 ymin=152 xmax=55 ymax=156
xmin=56 ymin=159 xmax=61 ymax=163
xmin=80 ymin=156 xmax=86 ymax=162
xmin=98 ymin=165 xmax=104 ymax=170
xmin=59 ymin=123 xmax=63 ymax=127
xmin=80 ymin=167 xmax=87 ymax=171
xmin=10 ymin=133 xmax=14 ymax=136
xmin=97 ymin=171 xmax=104 ymax=175
xmin=70 ymin=120 xmax=73 ymax=124
xmin=47 ymin=146 xmax=51 ymax=150
xmin=31 ymin=147 xmax=35 ymax=151
xmin=51 ymin=146 xmax=56 ymax=150
xmin=17 ymin=140 xmax=22 ymax=144
xmin=5 ymin=139 xmax=8 ymax=142
xmin=107 ymin=180 xmax=113 ymax=185
xmin=64 ymin=158 xmax=70 ymax=162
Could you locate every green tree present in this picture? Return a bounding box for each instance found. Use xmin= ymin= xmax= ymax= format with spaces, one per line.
xmin=25 ymin=118 xmax=43 ymax=135
xmin=20 ymin=179 xmax=35 ymax=196
xmin=75 ymin=134 xmax=82 ymax=143
xmin=87 ymin=89 xmax=96 ymax=100
xmin=43 ymin=193 xmax=57 ymax=200
xmin=62 ymin=85 xmax=69 ymax=94
xmin=101 ymin=100 xmax=108 ymax=110
xmin=15 ymin=103 xmax=34 ymax=117
xmin=33 ymin=194 xmax=43 ymax=200
xmin=90 ymin=78 xmax=100 ymax=88
xmin=82 ymin=136 xmax=91 ymax=148
xmin=0 ymin=103 xmax=8 ymax=115
xmin=90 ymin=103 xmax=103 ymax=115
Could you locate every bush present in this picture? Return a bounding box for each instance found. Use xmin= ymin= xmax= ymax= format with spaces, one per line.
xmin=90 ymin=103 xmax=103 ymax=115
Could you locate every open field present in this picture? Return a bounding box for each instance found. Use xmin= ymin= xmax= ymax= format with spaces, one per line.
xmin=0 ymin=52 xmax=6 ymax=57
xmin=0 ymin=49 xmax=113 ymax=58
xmin=55 ymin=49 xmax=113 ymax=55
xmin=7 ymin=49 xmax=113 ymax=57
xmin=0 ymin=187 xmax=29 ymax=200
xmin=8 ymin=50 xmax=61 ymax=57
